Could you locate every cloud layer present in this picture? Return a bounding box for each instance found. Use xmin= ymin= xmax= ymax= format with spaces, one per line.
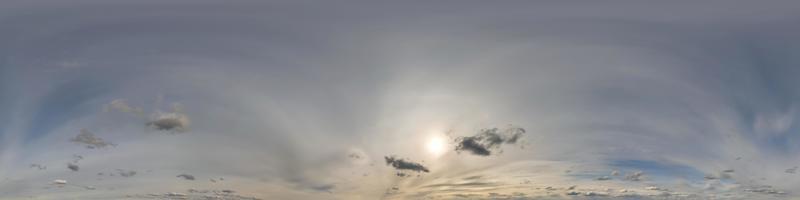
xmin=0 ymin=1 xmax=799 ymax=199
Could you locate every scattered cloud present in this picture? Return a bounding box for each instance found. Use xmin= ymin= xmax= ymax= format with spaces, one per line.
xmin=310 ymin=184 xmax=335 ymax=193
xmin=645 ymin=186 xmax=666 ymax=191
xmin=147 ymin=111 xmax=190 ymax=132
xmin=67 ymin=163 xmax=79 ymax=172
xmin=2 ymin=2 xmax=800 ymax=200
xmin=176 ymin=174 xmax=195 ymax=180
xmin=103 ymin=99 xmax=143 ymax=115
xmin=463 ymin=175 xmax=483 ymax=180
xmin=347 ymin=153 xmax=361 ymax=160
xmin=704 ymin=170 xmax=734 ymax=180
xmin=345 ymin=148 xmax=371 ymax=166
xmin=744 ymin=185 xmax=786 ymax=195
xmin=623 ymin=171 xmax=644 ymax=181
xmin=130 ymin=189 xmax=262 ymax=200
xmin=396 ymin=172 xmax=408 ymax=177
xmin=116 ymin=169 xmax=137 ymax=177
xmin=384 ymin=156 xmax=429 ymax=173
xmin=421 ymin=181 xmax=496 ymax=188
xmin=754 ymin=109 xmax=795 ymax=136
xmin=30 ymin=164 xmax=46 ymax=170
xmin=70 ymin=129 xmax=114 ymax=149
xmin=454 ymin=126 xmax=525 ymax=156
xmin=72 ymin=154 xmax=83 ymax=163
xmin=595 ymin=176 xmax=611 ymax=181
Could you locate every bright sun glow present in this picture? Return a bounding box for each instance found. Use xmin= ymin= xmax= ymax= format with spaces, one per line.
xmin=426 ymin=134 xmax=447 ymax=157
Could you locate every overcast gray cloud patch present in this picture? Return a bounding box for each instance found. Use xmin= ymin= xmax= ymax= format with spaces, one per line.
xmin=67 ymin=163 xmax=79 ymax=172
xmin=177 ymin=174 xmax=195 ymax=180
xmin=384 ymin=156 xmax=429 ymax=173
xmin=147 ymin=111 xmax=190 ymax=132
xmin=454 ymin=127 xmax=525 ymax=156
xmin=70 ymin=129 xmax=114 ymax=149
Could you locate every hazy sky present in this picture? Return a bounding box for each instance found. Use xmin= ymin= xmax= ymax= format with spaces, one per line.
xmin=1 ymin=1 xmax=800 ymax=199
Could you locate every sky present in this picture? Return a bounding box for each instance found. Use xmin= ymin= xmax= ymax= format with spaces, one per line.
xmin=1 ymin=1 xmax=800 ymax=199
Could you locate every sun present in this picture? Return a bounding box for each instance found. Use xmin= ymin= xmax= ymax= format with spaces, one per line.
xmin=426 ymin=134 xmax=448 ymax=158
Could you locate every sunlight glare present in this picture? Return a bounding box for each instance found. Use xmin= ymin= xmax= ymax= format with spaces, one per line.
xmin=426 ymin=134 xmax=447 ymax=158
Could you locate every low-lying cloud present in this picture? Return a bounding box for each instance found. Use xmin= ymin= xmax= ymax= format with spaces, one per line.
xmin=117 ymin=169 xmax=137 ymax=177
xmin=177 ymin=174 xmax=195 ymax=180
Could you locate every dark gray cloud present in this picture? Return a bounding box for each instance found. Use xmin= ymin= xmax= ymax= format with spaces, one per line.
xmin=147 ymin=111 xmax=190 ymax=132
xmin=454 ymin=127 xmax=525 ymax=156
xmin=176 ymin=174 xmax=195 ymax=180
xmin=67 ymin=163 xmax=79 ymax=172
xmin=70 ymin=129 xmax=113 ymax=149
xmin=395 ymin=172 xmax=407 ymax=177
xmin=384 ymin=156 xmax=429 ymax=173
